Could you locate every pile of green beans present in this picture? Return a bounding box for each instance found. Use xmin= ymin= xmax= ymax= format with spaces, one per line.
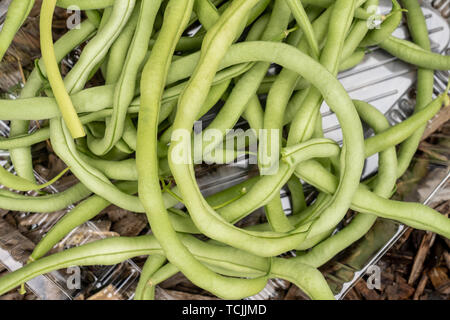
xmin=0 ymin=0 xmax=449 ymax=300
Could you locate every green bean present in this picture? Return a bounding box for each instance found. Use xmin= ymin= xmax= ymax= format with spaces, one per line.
xmin=287 ymin=176 xmax=307 ymax=214
xmin=280 ymin=0 xmax=372 ymax=137
xmin=159 ymin=79 xmax=231 ymax=148
xmin=8 ymin=232 xmax=333 ymax=300
xmin=0 ymin=86 xmax=116 ymax=120
xmin=63 ymin=0 xmax=136 ymax=94
xmin=245 ymin=0 xmax=272 ymax=27
xmin=194 ymin=0 xmax=220 ymax=30
xmin=0 ymin=234 xmax=275 ymax=298
xmin=85 ymin=10 xmax=102 ymax=27
xmin=285 ymin=0 xmax=364 ymax=242
xmin=285 ymin=0 xmax=320 ymax=59
xmin=49 ymin=117 xmax=178 ymax=213
xmin=137 ymin=0 xmax=269 ymax=300
xmin=287 ymin=0 xmax=356 ymax=146
xmin=301 ymin=0 xmax=370 ymax=19
xmin=30 ymin=175 xmax=281 ymax=264
xmin=265 ymin=196 xmax=293 ymax=233
xmin=121 ymin=116 xmax=137 ymax=150
xmin=298 ymin=0 xmax=335 ymax=7
xmin=200 ymin=0 xmax=292 ymax=156
xmin=29 ymin=181 xmax=138 ymax=261
xmin=8 ymin=19 xmax=97 ymax=183
xmin=169 ymin=35 xmax=366 ymax=255
xmin=294 ymin=100 xmax=397 ymax=267
xmin=142 ymin=263 xmax=179 ymax=299
xmin=242 ymin=95 xmax=264 ymax=132
xmin=207 ymin=140 xmax=340 ymax=249
xmin=0 ymin=165 xmax=69 ymax=192
xmin=150 ymin=34 xmax=205 ymax=52
xmin=0 ymin=182 xmax=91 ymax=213
xmin=262 ymin=5 xmax=325 ymax=165
xmin=97 ymin=6 xmax=113 ymax=32
xmin=260 ymin=4 xmax=321 ymax=233
xmin=88 ymin=0 xmax=161 ymax=156
xmin=134 ymin=255 xmax=166 ymax=301
xmin=259 ymin=75 xmax=308 ymax=95
xmin=379 ymin=36 xmax=450 ymax=71
xmin=0 ymin=0 xmax=35 ymax=62
xmin=269 ymin=258 xmax=335 ymax=300
xmin=294 ymin=160 xmax=450 ymax=239
xmin=244 ymin=192 xmax=329 ymax=234
xmin=396 ymin=0 xmax=436 ymax=177
xmin=364 ymin=93 xmax=448 ymax=157
xmin=104 ymin=4 xmax=140 ymax=85
xmin=40 ymin=0 xmax=85 ymax=138
xmin=283 ymin=88 xmax=310 ymax=125
xmin=56 ymin=0 xmax=114 ymax=9
xmin=29 ymin=185 xmax=198 ymax=262
xmin=339 ymin=48 xmax=366 ymax=71
xmin=341 ymin=3 xmax=375 ymax=59
xmin=0 ymin=128 xmax=51 ymax=150
xmin=77 ymin=153 xmax=171 ymax=180
xmin=0 ymin=235 xmax=163 ymax=296
xmin=0 ymin=105 xmax=149 ymax=151
xmin=1 ymin=0 xmax=449 ymax=301
xmin=1 ymin=78 xmax=231 ymax=121
xmin=279 ymin=0 xmax=376 ymax=129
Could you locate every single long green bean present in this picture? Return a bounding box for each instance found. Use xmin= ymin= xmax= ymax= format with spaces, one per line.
xmin=194 ymin=0 xmax=220 ymax=30
xmin=40 ymin=0 xmax=85 ymax=138
xmin=0 ymin=183 xmax=91 ymax=213
xmin=379 ymin=36 xmax=450 ymax=71
xmin=396 ymin=0 xmax=436 ymax=177
xmin=104 ymin=4 xmax=140 ymax=85
xmin=364 ymin=94 xmax=448 ymax=157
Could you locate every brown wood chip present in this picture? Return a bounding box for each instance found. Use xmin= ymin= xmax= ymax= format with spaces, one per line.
xmin=413 ymin=272 xmax=428 ymax=300
xmin=354 ymin=280 xmax=383 ymax=300
xmin=444 ymin=251 xmax=450 ymax=270
xmin=408 ymin=231 xmax=436 ymax=285
xmin=343 ymin=287 xmax=362 ymax=300
xmin=385 ymin=280 xmax=415 ymax=300
xmin=427 ymin=267 xmax=450 ymax=294
xmin=421 ymin=105 xmax=450 ymax=141
xmin=0 ymin=218 xmax=35 ymax=264
xmin=283 ymin=284 xmax=309 ymax=300
xmin=111 ymin=213 xmax=147 ymax=237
